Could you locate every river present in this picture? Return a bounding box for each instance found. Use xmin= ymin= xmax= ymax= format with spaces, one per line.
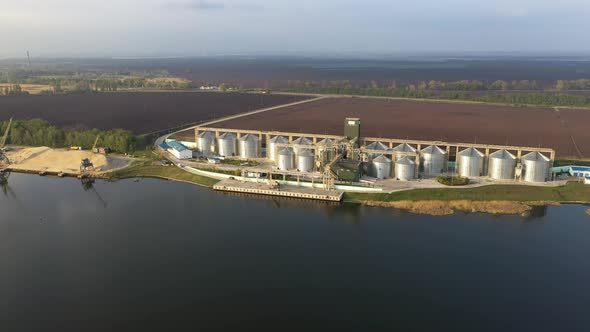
xmin=1 ymin=173 xmax=589 ymax=331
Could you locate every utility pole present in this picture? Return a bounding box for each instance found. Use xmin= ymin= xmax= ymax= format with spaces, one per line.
xmin=26 ymin=51 xmax=31 ymax=66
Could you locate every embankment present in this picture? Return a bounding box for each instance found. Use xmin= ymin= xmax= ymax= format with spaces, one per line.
xmin=361 ymin=200 xmax=534 ymax=216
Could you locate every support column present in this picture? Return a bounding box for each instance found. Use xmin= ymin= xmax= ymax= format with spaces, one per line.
xmin=389 ymin=142 xmax=393 ymax=148
xmin=194 ymin=128 xmax=199 ymax=143
xmin=313 ymin=137 xmax=317 ymax=144
xmin=289 ymin=136 xmax=293 ymax=143
xmin=215 ymin=131 xmax=220 ymax=138
xmin=484 ymin=148 xmax=490 ymax=176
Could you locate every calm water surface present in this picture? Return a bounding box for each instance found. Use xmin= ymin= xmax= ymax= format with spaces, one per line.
xmin=1 ymin=173 xmax=589 ymax=331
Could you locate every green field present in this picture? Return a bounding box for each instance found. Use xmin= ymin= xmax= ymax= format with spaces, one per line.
xmin=108 ymin=162 xmax=220 ymax=187
xmin=345 ymin=182 xmax=590 ymax=203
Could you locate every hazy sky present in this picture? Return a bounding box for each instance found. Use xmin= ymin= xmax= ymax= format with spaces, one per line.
xmin=1 ymin=0 xmax=590 ymax=57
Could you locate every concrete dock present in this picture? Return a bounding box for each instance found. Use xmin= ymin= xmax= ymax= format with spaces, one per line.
xmin=213 ymin=179 xmax=343 ymax=202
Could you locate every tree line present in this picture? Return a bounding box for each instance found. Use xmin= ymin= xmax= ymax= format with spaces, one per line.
xmin=0 ymin=119 xmax=140 ymax=153
xmin=286 ymin=81 xmax=590 ymax=107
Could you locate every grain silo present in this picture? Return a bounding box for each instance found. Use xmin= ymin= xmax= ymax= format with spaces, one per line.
xmin=522 ymin=152 xmax=550 ymax=182
xmin=392 ymin=143 xmax=417 ymax=161
xmin=457 ymin=147 xmax=484 ymax=177
xmin=297 ymin=149 xmax=315 ymax=172
xmin=365 ymin=141 xmax=390 ymax=158
xmin=238 ymin=134 xmax=259 ymax=159
xmin=488 ymin=149 xmax=517 ymax=180
xmin=217 ymin=132 xmax=237 ymax=157
xmin=196 ymin=131 xmax=215 ymax=156
xmin=420 ymin=145 xmax=447 ymax=176
xmin=277 ymin=148 xmax=295 ymax=170
xmin=292 ymin=137 xmax=313 ymax=157
xmin=268 ymin=136 xmax=288 ymax=161
xmin=371 ymin=154 xmax=392 ymax=179
xmin=395 ymin=156 xmax=415 ymax=181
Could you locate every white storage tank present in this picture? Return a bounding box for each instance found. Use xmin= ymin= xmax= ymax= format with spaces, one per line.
xmin=238 ymin=134 xmax=259 ymax=159
xmin=420 ymin=145 xmax=447 ymax=176
xmin=292 ymin=137 xmax=313 ymax=157
xmin=395 ymin=156 xmax=415 ymax=181
xmin=196 ymin=131 xmax=215 ymax=156
xmin=297 ymin=150 xmax=315 ymax=172
xmin=457 ymin=147 xmax=484 ymax=177
xmin=371 ymin=154 xmax=392 ymax=179
xmin=392 ymin=143 xmax=417 ymax=161
xmin=488 ymin=149 xmax=517 ymax=180
xmin=365 ymin=141 xmax=390 ymax=158
xmin=277 ymin=148 xmax=295 ymax=170
xmin=217 ymin=132 xmax=237 ymax=157
xmin=268 ymin=136 xmax=288 ymax=161
xmin=522 ymin=152 xmax=550 ymax=182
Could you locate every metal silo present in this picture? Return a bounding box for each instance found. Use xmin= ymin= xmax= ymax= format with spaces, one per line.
xmin=392 ymin=143 xmax=417 ymax=161
xmin=277 ymin=148 xmax=295 ymax=170
xmin=371 ymin=154 xmax=392 ymax=179
xmin=457 ymin=147 xmax=484 ymax=177
xmin=297 ymin=149 xmax=315 ymax=172
xmin=217 ymin=132 xmax=237 ymax=157
xmin=420 ymin=145 xmax=447 ymax=176
xmin=196 ymin=131 xmax=215 ymax=156
xmin=292 ymin=137 xmax=313 ymax=157
xmin=395 ymin=156 xmax=415 ymax=181
xmin=317 ymin=138 xmax=337 ymax=163
xmin=522 ymin=152 xmax=550 ymax=182
xmin=268 ymin=135 xmax=288 ymax=161
xmin=488 ymin=149 xmax=516 ymax=180
xmin=238 ymin=134 xmax=259 ymax=159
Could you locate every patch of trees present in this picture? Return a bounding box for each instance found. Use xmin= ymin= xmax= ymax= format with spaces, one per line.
xmin=0 ymin=69 xmax=191 ymax=95
xmin=0 ymin=119 xmax=138 ymax=153
xmin=555 ymin=79 xmax=590 ymax=91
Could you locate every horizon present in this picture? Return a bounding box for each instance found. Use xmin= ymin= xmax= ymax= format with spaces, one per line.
xmin=2 ymin=0 xmax=590 ymax=58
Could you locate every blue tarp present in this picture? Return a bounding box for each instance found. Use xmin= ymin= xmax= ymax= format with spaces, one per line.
xmin=571 ymin=166 xmax=590 ymax=172
xmin=159 ymin=143 xmax=170 ymax=150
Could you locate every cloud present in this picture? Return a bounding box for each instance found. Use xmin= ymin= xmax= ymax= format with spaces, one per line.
xmin=165 ymin=0 xmax=225 ymax=11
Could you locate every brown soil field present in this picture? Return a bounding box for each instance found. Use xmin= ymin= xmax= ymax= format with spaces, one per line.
xmin=0 ymin=92 xmax=308 ymax=134
xmin=213 ymin=97 xmax=587 ymax=158
xmin=0 ymin=84 xmax=52 ymax=94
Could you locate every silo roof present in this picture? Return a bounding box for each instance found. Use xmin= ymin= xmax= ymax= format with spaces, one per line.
xmin=522 ymin=151 xmax=550 ymax=162
xmin=219 ymin=132 xmax=236 ymax=139
xmin=292 ymin=137 xmax=312 ymax=145
xmin=397 ymin=156 xmax=416 ymax=165
xmin=458 ymin=147 xmax=484 ymax=157
xmin=392 ymin=143 xmax=416 ymax=153
xmin=421 ymin=145 xmax=446 ymax=155
xmin=490 ymin=149 xmax=516 ymax=159
xmin=239 ymin=133 xmax=258 ymax=141
xmin=269 ymin=135 xmax=288 ymax=143
xmin=366 ymin=141 xmax=389 ymax=150
xmin=373 ymin=154 xmax=392 ymax=163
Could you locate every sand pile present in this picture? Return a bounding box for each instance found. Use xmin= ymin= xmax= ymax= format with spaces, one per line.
xmin=363 ymin=200 xmax=531 ymax=216
xmin=7 ymin=147 xmax=131 ymax=174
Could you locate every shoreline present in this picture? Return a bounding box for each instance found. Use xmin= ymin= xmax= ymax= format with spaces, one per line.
xmin=6 ymin=163 xmax=589 ymax=217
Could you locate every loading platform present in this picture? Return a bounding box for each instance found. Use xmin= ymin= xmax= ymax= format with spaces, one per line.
xmin=213 ymin=179 xmax=343 ymax=202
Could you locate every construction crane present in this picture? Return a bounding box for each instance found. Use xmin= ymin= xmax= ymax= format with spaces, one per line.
xmin=91 ymin=134 xmax=100 ymax=152
xmin=0 ymin=118 xmax=13 ymax=166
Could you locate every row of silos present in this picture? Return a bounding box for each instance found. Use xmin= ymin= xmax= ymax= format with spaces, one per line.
xmin=197 ymin=131 xmax=261 ymax=159
xmin=277 ymin=148 xmax=315 ymax=172
xmin=367 ymin=154 xmax=417 ymax=180
xmin=455 ymin=148 xmax=550 ymax=182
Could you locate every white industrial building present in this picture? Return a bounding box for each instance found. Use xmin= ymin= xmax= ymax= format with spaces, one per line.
xmin=162 ymin=140 xmax=192 ymax=159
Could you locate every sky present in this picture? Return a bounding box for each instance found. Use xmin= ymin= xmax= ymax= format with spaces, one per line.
xmin=1 ymin=0 xmax=590 ymax=57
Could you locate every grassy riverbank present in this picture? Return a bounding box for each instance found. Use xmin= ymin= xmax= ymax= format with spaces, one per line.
xmin=344 ymin=182 xmax=590 ymax=203
xmin=107 ymin=161 xmax=220 ymax=187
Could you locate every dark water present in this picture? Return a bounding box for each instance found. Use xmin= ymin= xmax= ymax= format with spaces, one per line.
xmin=1 ymin=173 xmax=590 ymax=331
